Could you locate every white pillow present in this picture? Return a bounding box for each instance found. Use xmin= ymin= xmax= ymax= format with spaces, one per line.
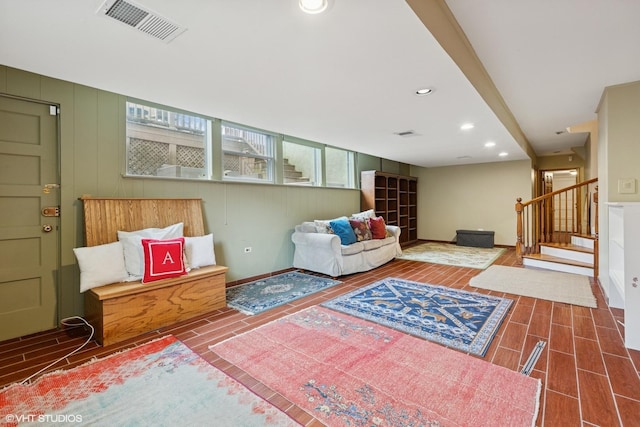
xmin=73 ymin=241 xmax=129 ymax=293
xmin=314 ymin=216 xmax=348 ymax=234
xmin=117 ymin=223 xmax=184 ymax=279
xmin=184 ymin=234 xmax=216 ymax=269
xmin=351 ymin=209 xmax=376 ymax=221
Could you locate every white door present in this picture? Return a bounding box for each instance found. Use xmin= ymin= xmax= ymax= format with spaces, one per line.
xmin=552 ymin=172 xmax=577 ymax=232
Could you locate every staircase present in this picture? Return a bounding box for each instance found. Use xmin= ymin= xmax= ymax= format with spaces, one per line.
xmin=516 ymin=178 xmax=598 ymax=277
xmin=283 ymin=158 xmax=311 ymax=185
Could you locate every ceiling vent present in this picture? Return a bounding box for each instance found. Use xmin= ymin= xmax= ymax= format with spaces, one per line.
xmin=98 ymin=0 xmax=187 ymax=43
xmin=394 ymin=130 xmax=420 ymax=137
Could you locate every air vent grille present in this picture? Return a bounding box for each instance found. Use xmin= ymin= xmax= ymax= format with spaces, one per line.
xmin=106 ymin=0 xmax=148 ymax=27
xmin=394 ymin=130 xmax=420 ymax=137
xmin=98 ymin=0 xmax=186 ymax=43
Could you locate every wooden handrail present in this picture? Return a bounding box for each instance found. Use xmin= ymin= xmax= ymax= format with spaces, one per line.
xmin=520 ymin=177 xmax=598 ymax=207
xmin=515 ymin=178 xmax=598 ymax=273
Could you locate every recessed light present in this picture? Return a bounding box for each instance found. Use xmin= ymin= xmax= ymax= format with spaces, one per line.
xmin=484 ymin=141 xmax=496 ymax=148
xmin=299 ymin=0 xmax=328 ymax=14
xmin=498 ymin=152 xmax=508 ymax=157
xmin=415 ymin=87 xmax=434 ymax=96
xmin=460 ymin=123 xmax=474 ymax=131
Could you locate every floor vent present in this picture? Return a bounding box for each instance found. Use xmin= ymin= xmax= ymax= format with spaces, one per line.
xmin=98 ymin=0 xmax=186 ymax=43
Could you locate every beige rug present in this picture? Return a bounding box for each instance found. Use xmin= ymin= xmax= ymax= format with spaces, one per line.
xmin=469 ymin=265 xmax=597 ymax=308
xmin=397 ymin=242 xmax=505 ymax=269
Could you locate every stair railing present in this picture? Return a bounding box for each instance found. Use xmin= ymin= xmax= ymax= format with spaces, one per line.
xmin=515 ymin=178 xmax=598 ymax=272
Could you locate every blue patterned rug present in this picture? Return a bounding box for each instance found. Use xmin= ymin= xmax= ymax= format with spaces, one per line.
xmin=227 ymin=271 xmax=341 ymax=315
xmin=322 ymin=277 xmax=512 ymax=356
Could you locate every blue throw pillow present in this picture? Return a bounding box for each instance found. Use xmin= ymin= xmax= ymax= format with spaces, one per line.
xmin=329 ymin=218 xmax=357 ymax=245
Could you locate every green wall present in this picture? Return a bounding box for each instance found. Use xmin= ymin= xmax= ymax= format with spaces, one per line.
xmin=1 ymin=65 xmax=392 ymax=319
xmin=0 ymin=64 xmax=539 ymax=322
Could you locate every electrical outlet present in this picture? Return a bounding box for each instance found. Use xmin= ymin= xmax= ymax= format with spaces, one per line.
xmin=243 ymin=247 xmax=252 ymax=253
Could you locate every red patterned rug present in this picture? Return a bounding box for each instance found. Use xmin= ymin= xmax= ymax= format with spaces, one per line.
xmin=1 ymin=335 xmax=297 ymax=426
xmin=210 ymin=306 xmax=541 ymax=427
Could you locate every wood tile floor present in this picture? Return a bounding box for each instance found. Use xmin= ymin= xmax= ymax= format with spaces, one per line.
xmin=1 ymin=247 xmax=639 ymax=426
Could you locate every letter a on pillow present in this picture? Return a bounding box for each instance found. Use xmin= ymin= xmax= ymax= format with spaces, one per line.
xmin=141 ymin=237 xmax=187 ymax=283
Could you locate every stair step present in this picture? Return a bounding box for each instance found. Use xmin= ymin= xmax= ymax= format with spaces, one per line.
xmin=572 ymin=233 xmax=596 ymax=240
xmin=522 ymin=253 xmax=594 ymax=277
xmin=523 ymin=253 xmax=593 ymax=269
xmin=540 ymin=242 xmax=593 ymax=254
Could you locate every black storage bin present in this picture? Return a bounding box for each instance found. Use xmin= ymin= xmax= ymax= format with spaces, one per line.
xmin=456 ymin=229 xmax=495 ymax=248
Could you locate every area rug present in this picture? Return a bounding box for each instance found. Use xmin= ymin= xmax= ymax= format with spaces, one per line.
xmin=321 ymin=277 xmax=512 ymax=356
xmin=397 ymin=241 xmax=505 ymax=269
xmin=227 ymin=271 xmax=341 ymax=315
xmin=0 ymin=335 xmax=297 ymax=426
xmin=210 ymin=306 xmax=541 ymax=427
xmin=469 ymin=265 xmax=597 ymax=308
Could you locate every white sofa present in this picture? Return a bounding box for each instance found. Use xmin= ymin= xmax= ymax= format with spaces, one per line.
xmin=291 ymin=219 xmax=402 ymax=277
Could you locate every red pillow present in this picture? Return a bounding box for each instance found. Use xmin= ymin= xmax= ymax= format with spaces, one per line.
xmin=141 ymin=237 xmax=187 ymax=283
xmin=368 ymin=216 xmax=387 ymax=239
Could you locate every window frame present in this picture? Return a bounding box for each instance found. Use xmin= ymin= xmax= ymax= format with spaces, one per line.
xmin=324 ymin=145 xmax=357 ymax=189
xmin=282 ymin=137 xmax=323 ymax=187
xmin=124 ymin=99 xmax=212 ymax=180
xmin=221 ymin=121 xmax=276 ymax=184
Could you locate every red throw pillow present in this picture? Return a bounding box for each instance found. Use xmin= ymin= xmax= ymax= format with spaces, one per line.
xmin=141 ymin=237 xmax=187 ymax=283
xmin=368 ymin=216 xmax=387 ymax=239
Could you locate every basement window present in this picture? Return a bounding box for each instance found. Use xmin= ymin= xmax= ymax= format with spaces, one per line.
xmin=283 ymin=140 xmax=321 ymax=186
xmin=125 ymin=101 xmax=211 ymax=179
xmin=325 ymin=146 xmax=356 ymax=188
xmin=222 ymin=123 xmax=275 ymax=183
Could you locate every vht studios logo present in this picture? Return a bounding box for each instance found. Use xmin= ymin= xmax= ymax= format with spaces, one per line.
xmin=5 ymin=414 xmax=83 ymax=423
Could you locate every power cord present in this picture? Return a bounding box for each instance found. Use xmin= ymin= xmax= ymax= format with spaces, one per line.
xmin=20 ymin=316 xmax=95 ymax=385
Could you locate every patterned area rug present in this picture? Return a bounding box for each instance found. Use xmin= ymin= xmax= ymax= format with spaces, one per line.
xmin=0 ymin=336 xmax=296 ymax=426
xmin=227 ymin=271 xmax=341 ymax=315
xmin=322 ymin=277 xmax=512 ymax=356
xmin=397 ymin=241 xmax=505 ymax=269
xmin=210 ymin=306 xmax=541 ymax=427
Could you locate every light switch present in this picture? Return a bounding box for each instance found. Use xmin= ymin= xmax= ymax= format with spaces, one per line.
xmin=618 ymin=178 xmax=637 ymax=194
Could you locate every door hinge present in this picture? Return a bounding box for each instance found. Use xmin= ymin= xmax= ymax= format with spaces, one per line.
xmin=42 ymin=206 xmax=60 ymax=217
xmin=49 ymin=105 xmax=60 ymax=116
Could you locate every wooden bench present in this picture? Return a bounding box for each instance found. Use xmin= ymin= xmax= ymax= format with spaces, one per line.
xmin=80 ymin=197 xmax=228 ymax=346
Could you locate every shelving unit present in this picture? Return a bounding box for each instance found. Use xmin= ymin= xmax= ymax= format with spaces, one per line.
xmin=607 ymin=202 xmax=640 ymax=350
xmin=361 ymin=170 xmax=417 ymax=245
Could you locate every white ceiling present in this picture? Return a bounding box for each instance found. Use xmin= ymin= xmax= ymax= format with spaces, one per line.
xmin=1 ymin=0 xmax=639 ymax=168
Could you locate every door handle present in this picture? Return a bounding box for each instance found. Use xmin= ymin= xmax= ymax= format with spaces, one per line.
xmin=43 ymin=225 xmax=53 ymax=232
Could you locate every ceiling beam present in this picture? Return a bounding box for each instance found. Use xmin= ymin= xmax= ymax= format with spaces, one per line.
xmin=405 ymin=0 xmax=537 ymax=162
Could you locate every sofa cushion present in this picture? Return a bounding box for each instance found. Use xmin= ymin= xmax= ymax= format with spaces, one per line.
xmin=368 ymin=216 xmax=387 ymax=239
xmin=330 ymin=218 xmax=357 ymax=245
xmin=380 ymin=235 xmax=396 ymax=246
xmin=349 ymin=219 xmax=372 ymax=241
xmin=361 ymin=239 xmax=383 ymax=251
xmin=341 ymin=241 xmax=364 ymax=255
